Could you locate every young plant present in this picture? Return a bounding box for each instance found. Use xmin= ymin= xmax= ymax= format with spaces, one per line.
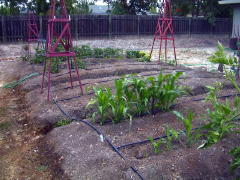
xmin=54 ymin=119 xmax=72 ymax=127
xmin=165 ymin=126 xmax=179 ymax=150
xmin=173 ymin=111 xmax=194 ymax=145
xmin=198 ymin=85 xmax=240 ymax=148
xmin=87 ymin=87 xmax=112 ymax=125
xmin=149 ymin=137 xmax=165 ymax=154
xmin=109 ymin=79 xmax=131 ymax=123
xmin=229 ymin=146 xmax=240 ymax=171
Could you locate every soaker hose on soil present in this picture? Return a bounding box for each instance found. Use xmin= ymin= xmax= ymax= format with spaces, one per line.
xmin=53 ymin=99 xmax=145 ymax=180
xmin=2 ymin=72 xmax=40 ymax=89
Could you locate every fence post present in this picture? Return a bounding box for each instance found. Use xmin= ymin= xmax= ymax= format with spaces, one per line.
xmin=1 ymin=16 xmax=6 ymax=42
xmin=108 ymin=14 xmax=112 ymax=39
xmin=74 ymin=15 xmax=78 ymax=40
xmin=39 ymin=16 xmax=43 ymax=38
xmin=188 ymin=18 xmax=191 ymax=37
xmin=137 ymin=15 xmax=140 ymax=36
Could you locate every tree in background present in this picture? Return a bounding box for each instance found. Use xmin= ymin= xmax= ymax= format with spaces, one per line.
xmin=104 ymin=0 xmax=158 ymax=15
xmin=0 ymin=0 xmax=27 ymax=15
xmin=74 ymin=0 xmax=93 ymax=14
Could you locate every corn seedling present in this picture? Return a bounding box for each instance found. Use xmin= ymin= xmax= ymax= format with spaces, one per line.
xmin=87 ymin=87 xmax=112 ymax=125
xmin=173 ymin=111 xmax=194 ymax=145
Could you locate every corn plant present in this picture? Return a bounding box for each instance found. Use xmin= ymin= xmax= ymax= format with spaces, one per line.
xmin=109 ymin=79 xmax=131 ymax=123
xmin=88 ymin=72 xmax=183 ymax=124
xmin=87 ymin=87 xmax=112 ymax=125
xmin=198 ymin=85 xmax=240 ymax=149
xmin=229 ymin=146 xmax=240 ymax=171
xmin=173 ymin=111 xmax=194 ymax=145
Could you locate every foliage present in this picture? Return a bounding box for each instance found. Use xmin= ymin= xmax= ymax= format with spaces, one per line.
xmin=74 ymin=0 xmax=92 ymax=14
xmin=50 ymin=59 xmax=60 ymax=74
xmin=173 ymin=111 xmax=194 ymax=144
xmin=74 ymin=45 xmax=124 ymax=59
xmin=71 ymin=57 xmax=86 ymax=69
xmin=198 ymin=84 xmax=240 ymax=149
xmin=165 ymin=126 xmax=179 ymax=150
xmin=0 ymin=5 xmax=11 ymax=15
xmin=149 ymin=137 xmax=164 ymax=154
xmin=126 ymin=50 xmax=151 ymax=62
xmin=87 ymin=85 xmax=131 ymax=125
xmin=229 ymin=146 xmax=240 ymax=171
xmin=208 ymin=42 xmax=238 ymax=67
xmin=106 ymin=0 xmax=159 ymax=15
xmin=54 ymin=119 xmax=72 ymax=127
xmin=88 ymin=72 xmax=183 ymax=124
xmin=74 ymin=45 xmax=93 ymax=58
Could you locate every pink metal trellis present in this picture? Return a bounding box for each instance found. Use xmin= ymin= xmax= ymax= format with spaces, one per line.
xmin=150 ymin=0 xmax=177 ymax=64
xmin=27 ymin=11 xmax=39 ymax=57
xmin=41 ymin=0 xmax=83 ymax=100
xmin=27 ymin=11 xmax=39 ymax=42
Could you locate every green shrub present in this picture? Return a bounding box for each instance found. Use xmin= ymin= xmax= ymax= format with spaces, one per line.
xmin=198 ymin=84 xmax=240 ymax=149
xmin=74 ymin=45 xmax=93 ymax=58
xmin=93 ymin=48 xmax=104 ymax=58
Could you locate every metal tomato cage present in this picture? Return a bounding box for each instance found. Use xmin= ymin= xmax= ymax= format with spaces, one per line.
xmin=150 ymin=0 xmax=177 ymax=64
xmin=41 ymin=0 xmax=83 ymax=100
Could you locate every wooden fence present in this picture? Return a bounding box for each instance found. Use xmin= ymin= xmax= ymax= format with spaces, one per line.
xmin=0 ymin=15 xmax=232 ymax=43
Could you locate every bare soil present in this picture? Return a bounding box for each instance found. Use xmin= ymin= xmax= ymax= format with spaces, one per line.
xmin=0 ymin=35 xmax=239 ymax=180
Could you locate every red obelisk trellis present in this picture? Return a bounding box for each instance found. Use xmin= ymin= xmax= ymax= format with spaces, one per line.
xmin=27 ymin=11 xmax=39 ymax=57
xmin=150 ymin=0 xmax=177 ymax=64
xmin=41 ymin=0 xmax=83 ymax=100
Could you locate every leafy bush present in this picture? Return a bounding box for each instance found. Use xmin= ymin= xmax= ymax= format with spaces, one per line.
xmin=74 ymin=45 xmax=93 ymax=58
xmin=88 ymin=72 xmax=184 ymax=124
xmin=93 ymin=48 xmax=104 ymax=58
xmin=208 ymin=42 xmax=238 ymax=66
xmin=126 ymin=50 xmax=144 ymax=59
xmin=71 ymin=57 xmax=86 ymax=69
xmin=198 ymin=84 xmax=240 ymax=149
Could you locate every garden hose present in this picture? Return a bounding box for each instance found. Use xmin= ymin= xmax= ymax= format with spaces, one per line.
xmin=2 ymin=73 xmax=40 ymax=89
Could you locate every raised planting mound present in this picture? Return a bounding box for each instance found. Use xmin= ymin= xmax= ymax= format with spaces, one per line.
xmin=22 ymin=57 xmax=240 ymax=179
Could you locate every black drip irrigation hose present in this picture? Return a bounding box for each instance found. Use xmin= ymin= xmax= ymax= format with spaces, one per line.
xmin=115 ymin=93 xmax=240 ymax=150
xmin=53 ymin=99 xmax=144 ymax=180
xmin=116 ymin=127 xmax=200 ymax=150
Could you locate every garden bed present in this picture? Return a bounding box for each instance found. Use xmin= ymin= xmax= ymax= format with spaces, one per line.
xmin=20 ymin=57 xmax=240 ymax=179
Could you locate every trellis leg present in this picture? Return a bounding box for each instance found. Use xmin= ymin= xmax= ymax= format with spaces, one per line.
xmin=165 ymin=39 xmax=168 ymax=61
xmin=73 ymin=56 xmax=83 ymax=94
xmin=41 ymin=58 xmax=47 ymax=93
xmin=67 ymin=57 xmax=73 ymax=88
xmin=47 ymin=59 xmax=52 ymax=101
xmin=159 ymin=38 xmax=163 ymax=64
xmin=172 ymin=38 xmax=177 ymax=65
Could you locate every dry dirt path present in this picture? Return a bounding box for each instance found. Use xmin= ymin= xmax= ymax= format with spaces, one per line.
xmin=0 ymin=60 xmax=67 ymax=180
